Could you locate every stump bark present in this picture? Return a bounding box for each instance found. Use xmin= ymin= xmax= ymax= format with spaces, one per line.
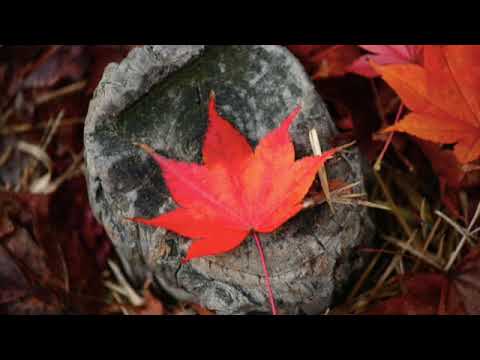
xmin=84 ymin=45 xmax=374 ymax=314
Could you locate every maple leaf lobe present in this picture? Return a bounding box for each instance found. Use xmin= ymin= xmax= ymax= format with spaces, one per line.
xmin=374 ymin=45 xmax=480 ymax=164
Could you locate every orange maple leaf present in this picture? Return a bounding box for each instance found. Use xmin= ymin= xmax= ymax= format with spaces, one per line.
xmin=373 ymin=45 xmax=480 ymax=164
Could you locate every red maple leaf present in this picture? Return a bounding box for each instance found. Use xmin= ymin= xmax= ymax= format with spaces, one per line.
xmin=347 ymin=45 xmax=423 ymax=78
xmin=129 ymin=92 xmax=338 ymax=314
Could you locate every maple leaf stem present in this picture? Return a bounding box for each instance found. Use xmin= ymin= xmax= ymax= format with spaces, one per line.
xmin=252 ymin=232 xmax=278 ymax=315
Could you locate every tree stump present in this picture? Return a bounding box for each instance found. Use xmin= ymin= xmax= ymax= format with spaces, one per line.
xmin=84 ymin=45 xmax=374 ymax=314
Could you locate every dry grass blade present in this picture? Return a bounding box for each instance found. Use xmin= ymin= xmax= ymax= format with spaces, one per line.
xmin=303 ymin=181 xmax=361 ymax=209
xmin=444 ymin=200 xmax=480 ymax=271
xmin=382 ymin=234 xmax=445 ymax=270
xmin=0 ymin=117 xmax=84 ymax=135
xmin=412 ymin=216 xmax=443 ymax=272
xmin=40 ymin=153 xmax=84 ymax=194
xmin=18 ymin=111 xmax=64 ymax=190
xmin=107 ymin=260 xmax=144 ymax=307
xmin=303 ymin=178 xmax=392 ymax=213
xmin=41 ymin=111 xmax=64 ymax=150
xmin=435 ymin=210 xmax=471 ymax=239
xmin=0 ymin=144 xmax=13 ymax=167
xmin=309 ymin=128 xmax=333 ymax=213
xmin=347 ymin=242 xmax=388 ymax=303
xmin=110 ymin=291 xmax=129 ymax=315
xmin=15 ymin=111 xmax=83 ymax=194
xmin=17 ymin=141 xmax=53 ymax=193
xmin=30 ymin=173 xmax=52 ymax=194
xmin=17 ymin=141 xmax=52 ymax=171
xmin=374 ymin=103 xmax=404 ymax=172
xmin=370 ymin=231 xmax=418 ymax=299
xmin=374 ymin=171 xmax=413 ymax=237
xmin=331 ymin=181 xmax=361 ymax=195
xmin=104 ymin=280 xmax=131 ymax=298
xmin=0 ymin=107 xmax=14 ymax=128
xmin=34 ymin=80 xmax=87 ymax=105
xmin=334 ymin=199 xmax=392 ymax=211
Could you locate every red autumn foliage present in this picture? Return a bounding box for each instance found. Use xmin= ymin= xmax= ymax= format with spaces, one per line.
xmin=375 ymin=45 xmax=480 ymax=164
xmin=287 ymin=45 xmax=363 ymax=79
xmin=130 ymin=93 xmax=337 ymax=262
xmin=2 ymin=44 xmax=480 ymax=316
xmin=0 ymin=189 xmax=108 ymax=314
xmin=348 ymin=45 xmax=423 ymax=78
xmin=0 ymin=45 xmax=133 ymax=314
xmin=367 ymin=246 xmax=480 ymax=315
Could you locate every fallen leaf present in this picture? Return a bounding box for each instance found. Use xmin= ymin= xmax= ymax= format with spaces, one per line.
xmin=374 ymin=45 xmax=480 ymax=164
xmin=0 ymin=224 xmax=66 ymax=314
xmin=133 ymin=288 xmax=166 ymax=316
xmin=366 ymin=273 xmax=447 ymax=315
xmin=416 ymin=140 xmax=466 ymax=189
xmin=0 ymin=245 xmax=30 ymax=304
xmin=450 ymin=246 xmax=480 ymax=314
xmin=287 ymin=45 xmax=362 ymax=79
xmin=366 ymin=246 xmax=480 ymax=315
xmin=348 ymin=45 xmax=423 ymax=78
xmin=314 ymin=75 xmax=383 ymax=161
xmin=310 ymin=45 xmax=363 ymax=79
xmin=0 ymin=190 xmax=107 ymax=314
xmin=129 ymin=93 xmax=337 ymax=262
xmin=286 ymin=45 xmax=331 ymax=74
xmin=189 ymin=303 xmax=216 ymax=315
xmin=169 ymin=303 xmax=216 ymax=315
xmin=23 ymin=46 xmax=88 ymax=89
xmin=287 ymin=45 xmax=326 ymax=60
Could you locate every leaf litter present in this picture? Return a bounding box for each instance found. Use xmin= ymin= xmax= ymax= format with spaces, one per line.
xmin=2 ymin=44 xmax=480 ymax=315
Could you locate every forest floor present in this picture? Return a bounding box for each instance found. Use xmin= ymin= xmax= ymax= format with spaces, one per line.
xmin=1 ymin=45 xmax=479 ymax=315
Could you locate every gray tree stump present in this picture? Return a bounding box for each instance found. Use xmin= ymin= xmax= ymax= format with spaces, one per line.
xmin=84 ymin=45 xmax=374 ymax=314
